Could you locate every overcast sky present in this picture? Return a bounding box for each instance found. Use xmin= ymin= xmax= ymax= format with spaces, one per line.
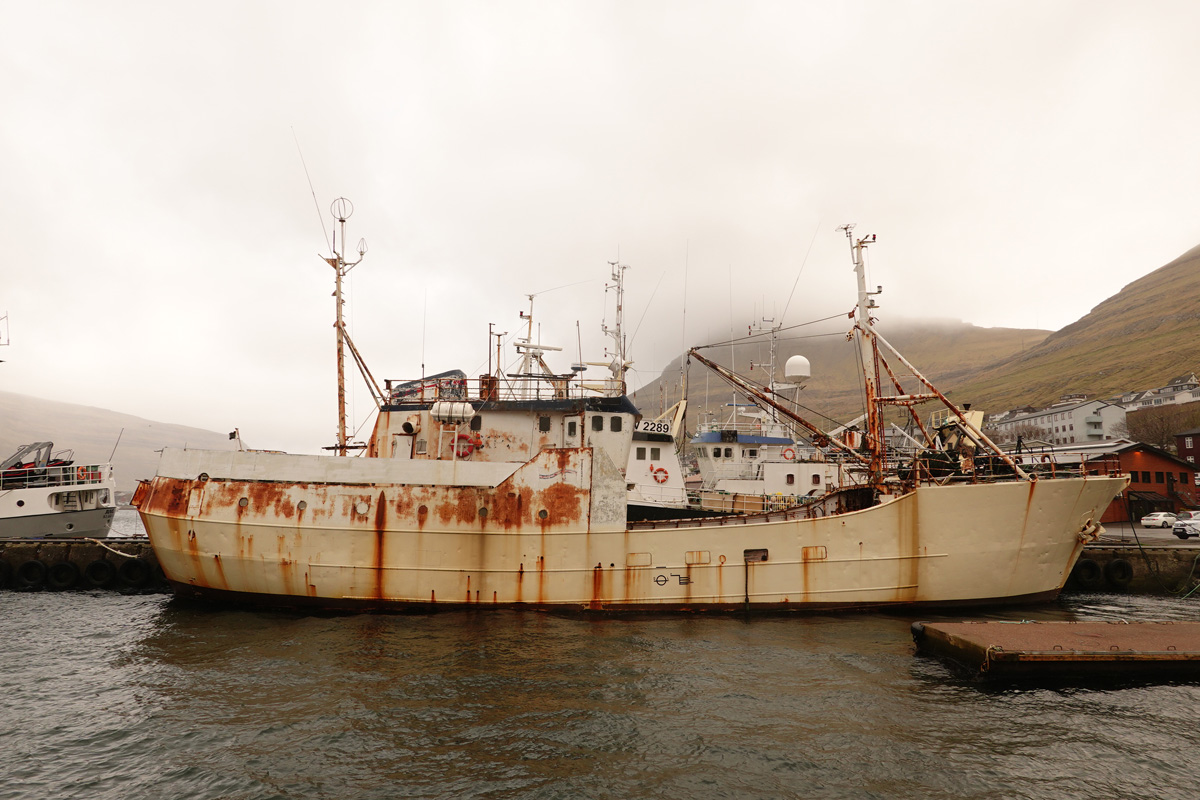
xmin=4 ymin=1 xmax=1198 ymax=454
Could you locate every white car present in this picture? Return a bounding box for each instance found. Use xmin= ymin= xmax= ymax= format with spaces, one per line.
xmin=1173 ymin=510 xmax=1200 ymax=539
xmin=1140 ymin=511 xmax=1178 ymax=528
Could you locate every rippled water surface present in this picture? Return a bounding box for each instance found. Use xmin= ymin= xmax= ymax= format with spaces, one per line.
xmin=3 ymin=586 xmax=1199 ymax=799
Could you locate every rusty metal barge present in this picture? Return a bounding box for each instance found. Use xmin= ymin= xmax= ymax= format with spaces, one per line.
xmin=912 ymin=620 xmax=1200 ymax=682
xmin=132 ymin=218 xmax=1129 ymax=612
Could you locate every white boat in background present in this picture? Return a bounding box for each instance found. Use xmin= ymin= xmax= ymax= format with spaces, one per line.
xmin=0 ymin=442 xmax=116 ymax=539
xmin=134 ymin=212 xmax=1128 ymax=612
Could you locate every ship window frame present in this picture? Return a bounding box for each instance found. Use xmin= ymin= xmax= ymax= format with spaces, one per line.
xmin=724 ymin=447 xmax=733 ymax=458
xmin=568 ymin=420 xmax=577 ymax=437
xmin=610 ymin=416 xmax=622 ymax=432
xmin=650 ymin=447 xmax=660 ymax=460
xmin=786 ymin=474 xmax=795 ymax=486
xmin=470 ymin=415 xmax=482 ymax=432
xmin=539 ymin=416 xmax=552 ymax=433
xmin=592 ymin=416 xmax=604 ymax=432
xmin=636 ymin=447 xmax=646 ymax=461
xmin=416 ymin=439 xmax=427 ymax=455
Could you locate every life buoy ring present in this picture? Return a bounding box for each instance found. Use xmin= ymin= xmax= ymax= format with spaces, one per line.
xmin=454 ymin=433 xmax=482 ymax=459
xmin=782 ymin=448 xmax=796 ymax=461
xmin=77 ymin=465 xmax=87 ymax=481
xmin=652 ymin=467 xmax=669 ymax=484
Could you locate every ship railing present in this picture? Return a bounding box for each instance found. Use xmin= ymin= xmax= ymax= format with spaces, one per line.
xmin=0 ymin=462 xmax=112 ymax=490
xmin=384 ymin=374 xmax=623 ymax=404
xmin=694 ymin=420 xmax=797 ymax=437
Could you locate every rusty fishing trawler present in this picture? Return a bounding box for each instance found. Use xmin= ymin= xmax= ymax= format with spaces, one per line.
xmin=134 ymin=212 xmax=1129 ymax=611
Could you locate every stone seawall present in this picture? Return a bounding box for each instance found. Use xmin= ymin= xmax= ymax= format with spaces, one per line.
xmin=0 ymin=538 xmax=167 ymax=592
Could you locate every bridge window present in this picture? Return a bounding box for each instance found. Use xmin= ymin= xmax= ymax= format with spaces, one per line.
xmin=539 ymin=416 xmax=551 ymax=432
xmin=651 ymin=447 xmax=661 ymax=460
xmin=610 ymin=416 xmax=623 ymax=432
xmin=592 ymin=416 xmax=603 ymax=432
xmin=724 ymin=447 xmax=733 ymax=458
xmin=636 ymin=447 xmax=646 ymax=461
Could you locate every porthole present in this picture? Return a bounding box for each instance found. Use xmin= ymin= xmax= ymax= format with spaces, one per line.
xmin=479 ymin=508 xmax=488 ymax=518
xmin=238 ymin=497 xmax=249 ymax=508
xmin=538 ymin=509 xmax=548 ymax=520
xmin=297 ymin=500 xmax=307 ymax=511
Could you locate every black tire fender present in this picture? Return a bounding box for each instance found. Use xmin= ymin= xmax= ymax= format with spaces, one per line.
xmin=16 ymin=559 xmax=48 ymax=590
xmin=118 ymin=558 xmax=151 ymax=589
xmin=83 ymin=559 xmax=117 ymax=589
xmin=1104 ymin=558 xmax=1134 ymax=589
xmin=1072 ymin=558 xmax=1104 ymax=590
xmin=47 ymin=561 xmax=80 ymax=591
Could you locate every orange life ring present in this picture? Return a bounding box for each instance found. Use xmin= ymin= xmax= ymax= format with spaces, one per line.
xmin=77 ymin=465 xmax=87 ymax=481
xmin=782 ymin=448 xmax=796 ymax=461
xmin=454 ymin=433 xmax=481 ymax=458
xmin=652 ymin=467 xmax=669 ymax=484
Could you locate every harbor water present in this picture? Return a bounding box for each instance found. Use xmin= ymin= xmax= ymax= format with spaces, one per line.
xmin=4 ymin=515 xmax=1199 ymax=799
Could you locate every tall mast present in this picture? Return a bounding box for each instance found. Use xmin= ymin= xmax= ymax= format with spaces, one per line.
xmin=841 ymin=224 xmax=884 ymax=483
xmin=323 ymin=197 xmax=367 ymax=456
xmin=601 ymin=260 xmax=631 ymax=396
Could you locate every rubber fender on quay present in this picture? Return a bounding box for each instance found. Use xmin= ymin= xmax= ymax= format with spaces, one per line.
xmin=1104 ymin=558 xmax=1134 ymax=589
xmin=118 ymin=558 xmax=151 ymax=589
xmin=83 ymin=559 xmax=117 ymax=589
xmin=15 ymin=559 xmax=48 ymax=590
xmin=47 ymin=561 xmax=80 ymax=591
xmin=1072 ymin=558 xmax=1105 ymax=590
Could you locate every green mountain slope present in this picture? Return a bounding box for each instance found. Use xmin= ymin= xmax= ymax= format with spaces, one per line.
xmin=952 ymin=244 xmax=1200 ymax=411
xmin=634 ymin=244 xmax=1200 ymax=427
xmin=633 ymin=320 xmax=1051 ymax=426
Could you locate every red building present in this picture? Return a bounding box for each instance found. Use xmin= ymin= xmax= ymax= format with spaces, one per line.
xmin=1105 ymin=443 xmax=1198 ymax=523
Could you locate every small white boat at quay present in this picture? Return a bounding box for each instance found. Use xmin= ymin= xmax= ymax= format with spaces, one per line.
xmin=134 ymin=213 xmax=1128 ymax=612
xmin=1 ymin=442 xmax=116 ymax=539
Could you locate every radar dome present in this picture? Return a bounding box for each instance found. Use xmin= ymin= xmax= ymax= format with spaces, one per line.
xmin=784 ymin=355 xmax=811 ymax=385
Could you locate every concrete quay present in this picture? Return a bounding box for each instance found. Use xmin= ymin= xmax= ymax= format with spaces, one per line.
xmin=0 ymin=537 xmax=167 ymax=593
xmin=1076 ymin=522 xmax=1200 ymax=595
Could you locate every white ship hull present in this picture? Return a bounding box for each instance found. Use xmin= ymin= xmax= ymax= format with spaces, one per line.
xmin=0 ymin=462 xmax=117 ymax=540
xmin=137 ymin=447 xmax=1124 ymax=611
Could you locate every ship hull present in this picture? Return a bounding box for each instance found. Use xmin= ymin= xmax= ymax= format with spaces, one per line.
xmin=136 ymin=448 xmax=1125 ymax=612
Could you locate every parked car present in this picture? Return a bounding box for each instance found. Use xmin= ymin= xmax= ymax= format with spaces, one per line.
xmin=1140 ymin=511 xmax=1178 ymax=528
xmin=1172 ymin=510 xmax=1200 ymax=539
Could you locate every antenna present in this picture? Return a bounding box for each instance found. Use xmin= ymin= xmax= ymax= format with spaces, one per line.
xmin=292 ymin=128 xmax=333 ymax=255
xmin=322 ymin=197 xmax=368 ymax=456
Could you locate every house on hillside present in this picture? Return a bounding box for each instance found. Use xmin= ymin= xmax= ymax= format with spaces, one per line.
xmin=988 ymin=398 xmax=1126 ymax=445
xmin=1015 ymin=439 xmax=1198 ymax=523
xmin=1117 ymin=372 xmax=1200 ymax=410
